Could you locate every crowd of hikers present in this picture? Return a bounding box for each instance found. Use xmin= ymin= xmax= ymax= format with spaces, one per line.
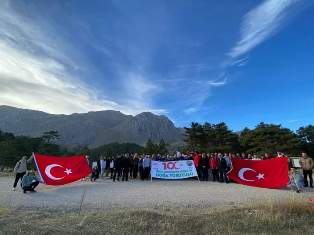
xmin=11 ymin=151 xmax=313 ymax=193
xmin=87 ymin=152 xmax=313 ymax=188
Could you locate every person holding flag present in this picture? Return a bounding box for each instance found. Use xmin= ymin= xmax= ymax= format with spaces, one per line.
xmin=12 ymin=155 xmax=33 ymax=191
xmin=21 ymin=171 xmax=40 ymax=193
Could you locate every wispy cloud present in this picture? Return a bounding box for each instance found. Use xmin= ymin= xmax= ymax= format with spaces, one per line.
xmin=207 ymin=79 xmax=226 ymax=87
xmin=0 ymin=1 xmax=160 ymax=115
xmin=287 ymin=119 xmax=299 ymax=123
xmin=184 ymin=107 xmax=198 ymax=115
xmin=228 ymin=0 xmax=302 ymax=62
xmin=182 ymin=0 xmax=303 ymax=116
xmin=120 ymin=72 xmax=166 ymax=114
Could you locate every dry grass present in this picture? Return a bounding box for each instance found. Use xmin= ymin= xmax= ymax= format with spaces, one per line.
xmin=0 ymin=199 xmax=313 ymax=235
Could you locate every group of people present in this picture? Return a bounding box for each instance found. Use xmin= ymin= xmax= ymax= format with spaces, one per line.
xmin=87 ymin=151 xmax=313 ymax=188
xmin=12 ymin=155 xmax=40 ymax=193
xmin=89 ymin=153 xmax=152 ymax=182
xmin=11 ymin=151 xmax=313 ymax=193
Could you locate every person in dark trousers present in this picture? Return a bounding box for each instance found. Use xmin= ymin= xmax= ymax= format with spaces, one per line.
xmin=142 ymin=156 xmax=151 ymax=180
xmin=138 ymin=157 xmax=144 ymax=180
xmin=21 ymin=171 xmax=39 ymax=193
xmin=129 ymin=155 xmax=134 ymax=179
xmin=109 ymin=158 xmax=114 ymax=179
xmin=113 ymin=156 xmax=122 ymax=182
xmin=12 ymin=155 xmax=33 ymax=191
xmin=222 ymin=154 xmax=231 ymax=183
xmin=105 ymin=158 xmax=111 ymax=177
xmin=121 ymin=154 xmax=131 ymax=181
xmin=97 ymin=159 xmax=101 ymax=177
xmin=91 ymin=166 xmax=98 ymax=182
xmin=209 ymin=154 xmax=219 ymax=182
xmin=199 ymin=154 xmax=209 ymax=181
xmin=218 ymin=154 xmax=228 ymax=183
xmin=299 ymin=152 xmax=314 ymax=187
xmin=133 ymin=154 xmax=139 ymax=179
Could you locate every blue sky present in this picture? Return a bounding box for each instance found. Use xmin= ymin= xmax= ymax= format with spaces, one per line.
xmin=0 ymin=0 xmax=313 ymax=131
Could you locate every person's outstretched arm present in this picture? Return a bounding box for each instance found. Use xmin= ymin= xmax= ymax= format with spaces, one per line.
xmin=27 ymin=155 xmax=34 ymax=163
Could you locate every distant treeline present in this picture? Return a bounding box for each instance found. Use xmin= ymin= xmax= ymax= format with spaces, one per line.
xmin=184 ymin=122 xmax=314 ymax=157
xmin=1 ymin=122 xmax=313 ymax=167
xmin=0 ymin=130 xmax=168 ymax=168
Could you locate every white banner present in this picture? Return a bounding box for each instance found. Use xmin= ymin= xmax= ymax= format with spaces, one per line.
xmin=151 ymin=160 xmax=198 ymax=179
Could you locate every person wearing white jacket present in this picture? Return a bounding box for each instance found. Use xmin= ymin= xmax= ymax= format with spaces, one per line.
xmin=100 ymin=158 xmax=106 ymax=178
xmin=12 ymin=155 xmax=33 ymax=191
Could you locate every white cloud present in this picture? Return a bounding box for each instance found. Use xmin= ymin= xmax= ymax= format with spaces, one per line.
xmin=184 ymin=107 xmax=198 ymax=114
xmin=229 ymin=0 xmax=301 ymax=61
xmin=207 ymin=79 xmax=226 ymax=87
xmin=0 ymin=1 xmax=161 ymax=115
xmin=287 ymin=119 xmax=299 ymax=123
xmin=181 ymin=0 xmax=306 ymax=118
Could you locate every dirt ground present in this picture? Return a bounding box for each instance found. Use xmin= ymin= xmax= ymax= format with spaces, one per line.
xmin=1 ymin=177 xmax=313 ymax=212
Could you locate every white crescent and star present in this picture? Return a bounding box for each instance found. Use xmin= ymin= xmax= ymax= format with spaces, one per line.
xmin=45 ymin=164 xmax=72 ymax=181
xmin=238 ymin=168 xmax=264 ymax=182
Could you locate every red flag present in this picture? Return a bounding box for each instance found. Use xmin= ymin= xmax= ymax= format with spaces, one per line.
xmin=227 ymin=157 xmax=289 ymax=189
xmin=34 ymin=153 xmax=91 ymax=186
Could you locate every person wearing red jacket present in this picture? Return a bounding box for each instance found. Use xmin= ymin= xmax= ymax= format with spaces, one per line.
xmin=209 ymin=154 xmax=219 ymax=182
xmin=193 ymin=152 xmax=201 ymax=177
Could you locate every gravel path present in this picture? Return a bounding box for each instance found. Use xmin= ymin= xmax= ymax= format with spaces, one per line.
xmin=1 ymin=177 xmax=313 ymax=211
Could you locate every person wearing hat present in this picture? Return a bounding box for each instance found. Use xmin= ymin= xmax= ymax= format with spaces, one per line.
xmin=12 ymin=155 xmax=33 ymax=191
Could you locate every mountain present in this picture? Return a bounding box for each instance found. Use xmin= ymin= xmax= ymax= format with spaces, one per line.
xmin=0 ymin=106 xmax=184 ymax=147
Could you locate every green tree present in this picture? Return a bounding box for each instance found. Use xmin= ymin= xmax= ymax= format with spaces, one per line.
xmin=184 ymin=122 xmax=205 ymax=151
xmin=77 ymin=145 xmax=91 ymax=156
xmin=42 ymin=131 xmax=60 ymax=144
xmin=240 ymin=123 xmax=300 ymax=155
xmin=145 ymin=139 xmax=157 ymax=154
xmin=91 ymin=143 xmax=144 ymax=157
xmin=185 ymin=122 xmax=239 ymax=152
xmin=211 ymin=122 xmax=240 ymax=152
xmin=158 ymin=139 xmax=168 ymax=155
xmin=297 ymin=125 xmax=314 ymax=156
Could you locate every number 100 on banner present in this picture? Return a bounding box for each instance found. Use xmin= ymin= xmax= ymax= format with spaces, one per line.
xmin=151 ymin=160 xmax=198 ymax=179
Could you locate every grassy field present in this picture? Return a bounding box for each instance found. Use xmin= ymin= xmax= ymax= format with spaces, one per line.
xmin=0 ymin=199 xmax=313 ymax=235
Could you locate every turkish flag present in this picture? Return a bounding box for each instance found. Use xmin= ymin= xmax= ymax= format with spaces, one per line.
xmin=227 ymin=157 xmax=289 ymax=189
xmin=34 ymin=153 xmax=91 ymax=186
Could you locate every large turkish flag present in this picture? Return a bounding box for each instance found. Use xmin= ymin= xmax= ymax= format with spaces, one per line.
xmin=34 ymin=153 xmax=91 ymax=186
xmin=227 ymin=157 xmax=289 ymax=189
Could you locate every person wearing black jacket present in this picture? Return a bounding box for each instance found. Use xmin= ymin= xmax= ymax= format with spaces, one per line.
xmin=121 ymin=154 xmax=131 ymax=181
xmin=138 ymin=157 xmax=144 ymax=180
xmin=129 ymin=155 xmax=134 ymax=179
xmin=199 ymin=154 xmax=209 ymax=181
xmin=113 ymin=156 xmax=122 ymax=182
xmin=132 ymin=154 xmax=139 ymax=179
xmin=105 ymin=158 xmax=111 ymax=177
xmin=218 ymin=154 xmax=228 ymax=183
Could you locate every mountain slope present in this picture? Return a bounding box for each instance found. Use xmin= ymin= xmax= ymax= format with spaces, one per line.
xmin=0 ymin=106 xmax=183 ymax=147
